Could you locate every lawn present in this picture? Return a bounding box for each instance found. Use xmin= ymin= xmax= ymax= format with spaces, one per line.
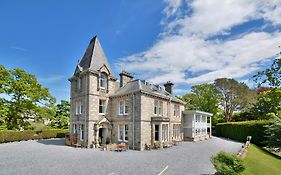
xmin=242 ymin=144 xmax=281 ymax=175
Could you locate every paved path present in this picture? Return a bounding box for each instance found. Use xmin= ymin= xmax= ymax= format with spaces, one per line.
xmin=0 ymin=137 xmax=242 ymax=175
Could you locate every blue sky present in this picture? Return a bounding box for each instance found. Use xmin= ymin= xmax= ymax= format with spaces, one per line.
xmin=1 ymin=0 xmax=281 ymax=102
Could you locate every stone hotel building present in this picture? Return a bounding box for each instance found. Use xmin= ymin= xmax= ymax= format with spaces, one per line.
xmin=69 ymin=36 xmax=212 ymax=150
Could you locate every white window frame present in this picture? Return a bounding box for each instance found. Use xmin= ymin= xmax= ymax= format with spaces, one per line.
xmin=154 ymin=100 xmax=163 ymax=116
xmin=195 ymin=115 xmax=200 ymax=123
xmin=75 ymin=101 xmax=83 ymax=115
xmin=118 ymin=100 xmax=128 ymax=115
xmin=72 ymin=124 xmax=77 ymax=134
xmin=99 ymin=72 xmax=107 ymax=89
xmin=124 ymin=100 xmax=129 ymax=115
xmin=154 ymin=100 xmax=158 ymax=115
xmin=174 ymin=104 xmax=180 ymax=117
xmin=119 ymin=101 xmax=124 ymax=115
xmin=173 ymin=124 xmax=180 ymax=139
xmin=118 ymin=124 xmax=128 ymax=142
xmin=162 ymin=124 xmax=169 ymax=141
xmin=99 ymin=99 xmax=106 ymax=114
xmin=80 ymin=124 xmax=84 ymax=140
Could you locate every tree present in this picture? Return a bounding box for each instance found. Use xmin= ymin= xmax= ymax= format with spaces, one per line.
xmin=264 ymin=112 xmax=281 ymax=148
xmin=0 ymin=65 xmax=11 ymax=126
xmin=251 ymin=88 xmax=281 ymax=119
xmin=253 ymin=58 xmax=281 ymax=88
xmin=5 ymin=68 xmax=55 ymax=130
xmin=181 ymin=83 xmax=220 ymax=114
xmin=215 ymin=78 xmax=256 ymax=122
xmin=50 ymin=100 xmax=70 ymax=129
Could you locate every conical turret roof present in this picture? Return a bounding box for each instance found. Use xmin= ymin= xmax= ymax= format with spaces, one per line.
xmin=76 ymin=36 xmax=113 ymax=75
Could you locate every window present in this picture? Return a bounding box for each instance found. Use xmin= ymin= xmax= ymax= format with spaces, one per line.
xmin=119 ymin=100 xmax=129 ymax=115
xmin=154 ymin=100 xmax=163 ymax=116
xmin=72 ymin=124 xmax=77 ymax=134
xmin=118 ymin=125 xmax=124 ymax=141
xmin=195 ymin=115 xmax=200 ymax=122
xmin=99 ymin=100 xmax=106 ymax=114
xmin=75 ymin=101 xmax=83 ymax=115
xmin=162 ymin=124 xmax=169 ymax=141
xmin=77 ymin=77 xmax=82 ymax=90
xmin=173 ymin=124 xmax=180 ymax=139
xmin=119 ymin=101 xmax=124 ymax=115
xmin=154 ymin=100 xmax=158 ymax=115
xmin=124 ymin=100 xmax=129 ymax=114
xmin=80 ymin=124 xmax=84 ymax=140
xmin=174 ymin=104 xmax=180 ymax=117
xmin=202 ymin=116 xmax=206 ymax=123
xmin=99 ymin=72 xmax=107 ymax=89
xmin=155 ymin=124 xmax=159 ymax=141
xmin=195 ymin=129 xmax=199 ymax=136
xmin=118 ymin=124 xmax=128 ymax=142
xmin=159 ymin=101 xmax=163 ymax=115
xmin=124 ymin=124 xmax=128 ymax=141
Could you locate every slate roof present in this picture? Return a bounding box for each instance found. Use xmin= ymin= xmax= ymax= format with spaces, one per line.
xmin=75 ymin=36 xmax=113 ymax=76
xmin=111 ymin=80 xmax=185 ymax=104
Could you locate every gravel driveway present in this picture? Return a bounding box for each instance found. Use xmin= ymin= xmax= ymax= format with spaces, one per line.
xmin=0 ymin=137 xmax=242 ymax=175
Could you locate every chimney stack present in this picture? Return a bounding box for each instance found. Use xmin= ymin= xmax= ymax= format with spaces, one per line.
xmin=164 ymin=81 xmax=174 ymax=94
xmin=119 ymin=71 xmax=133 ymax=87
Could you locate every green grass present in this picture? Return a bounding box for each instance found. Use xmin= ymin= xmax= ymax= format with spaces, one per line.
xmin=242 ymin=144 xmax=281 ymax=175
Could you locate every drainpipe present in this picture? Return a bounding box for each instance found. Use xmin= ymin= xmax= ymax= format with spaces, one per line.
xmin=85 ymin=73 xmax=88 ymax=148
xmin=132 ymin=92 xmax=135 ymax=150
xmin=169 ymin=97 xmax=171 ymax=141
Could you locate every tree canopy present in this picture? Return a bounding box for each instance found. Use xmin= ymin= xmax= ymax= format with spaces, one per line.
xmin=181 ymin=83 xmax=220 ymax=114
xmin=253 ymin=58 xmax=281 ymax=88
xmin=214 ymin=78 xmax=256 ymax=122
xmin=0 ymin=64 xmax=56 ymax=130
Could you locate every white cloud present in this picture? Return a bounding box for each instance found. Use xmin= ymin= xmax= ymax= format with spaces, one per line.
xmin=116 ymin=0 xmax=281 ymax=91
xmin=163 ymin=0 xmax=182 ymax=17
xmin=38 ymin=75 xmax=65 ymax=84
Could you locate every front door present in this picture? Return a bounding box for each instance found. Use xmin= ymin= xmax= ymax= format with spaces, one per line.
xmin=99 ymin=128 xmax=104 ymax=145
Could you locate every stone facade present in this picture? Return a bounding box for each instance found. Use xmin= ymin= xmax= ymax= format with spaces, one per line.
xmin=69 ymin=36 xmax=210 ymax=150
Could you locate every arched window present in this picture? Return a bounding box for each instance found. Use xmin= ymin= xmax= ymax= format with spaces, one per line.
xmin=99 ymin=72 xmax=107 ymax=89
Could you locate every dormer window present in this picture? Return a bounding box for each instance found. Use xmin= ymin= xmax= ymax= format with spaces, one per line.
xmin=99 ymin=72 xmax=107 ymax=89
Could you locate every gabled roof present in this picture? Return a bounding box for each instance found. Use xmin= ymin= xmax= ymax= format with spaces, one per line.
xmin=111 ymin=80 xmax=185 ymax=104
xmin=75 ymin=36 xmax=113 ymax=76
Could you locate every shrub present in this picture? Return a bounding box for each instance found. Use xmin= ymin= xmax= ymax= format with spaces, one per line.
xmin=264 ymin=115 xmax=281 ymax=148
xmin=0 ymin=129 xmax=69 ymax=143
xmin=216 ymin=120 xmax=271 ymax=146
xmin=211 ymin=151 xmax=245 ymax=175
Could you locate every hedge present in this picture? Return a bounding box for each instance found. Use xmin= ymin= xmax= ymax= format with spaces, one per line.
xmin=0 ymin=129 xmax=69 ymax=144
xmin=215 ymin=120 xmax=272 ymax=146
